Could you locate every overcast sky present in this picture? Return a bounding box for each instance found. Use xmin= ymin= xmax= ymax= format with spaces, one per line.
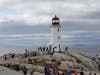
xmin=0 ymin=0 xmax=100 ymax=47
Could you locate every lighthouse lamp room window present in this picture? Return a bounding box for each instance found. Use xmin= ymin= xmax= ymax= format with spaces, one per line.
xmin=50 ymin=16 xmax=61 ymax=52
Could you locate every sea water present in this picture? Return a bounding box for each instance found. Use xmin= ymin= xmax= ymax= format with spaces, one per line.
xmin=0 ymin=45 xmax=100 ymax=57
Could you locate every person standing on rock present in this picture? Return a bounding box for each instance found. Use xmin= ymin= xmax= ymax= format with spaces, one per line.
xmin=94 ymin=73 xmax=96 ymax=75
xmin=4 ymin=55 xmax=7 ymax=60
xmin=45 ymin=66 xmax=47 ymax=75
xmin=16 ymin=65 xmax=20 ymax=71
xmin=52 ymin=66 xmax=58 ymax=75
xmin=30 ymin=67 xmax=35 ymax=75
xmin=22 ymin=66 xmax=27 ymax=75
xmin=80 ymin=68 xmax=84 ymax=75
xmin=10 ymin=53 xmax=15 ymax=59
xmin=45 ymin=66 xmax=50 ymax=75
xmin=80 ymin=71 xmax=84 ymax=75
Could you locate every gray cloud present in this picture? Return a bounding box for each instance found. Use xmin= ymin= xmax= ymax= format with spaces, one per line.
xmin=0 ymin=0 xmax=100 ymax=46
xmin=0 ymin=0 xmax=100 ymax=25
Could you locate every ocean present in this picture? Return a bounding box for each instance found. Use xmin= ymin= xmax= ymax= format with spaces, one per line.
xmin=0 ymin=33 xmax=100 ymax=56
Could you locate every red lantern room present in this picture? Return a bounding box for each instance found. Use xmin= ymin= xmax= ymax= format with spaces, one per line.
xmin=52 ymin=16 xmax=60 ymax=25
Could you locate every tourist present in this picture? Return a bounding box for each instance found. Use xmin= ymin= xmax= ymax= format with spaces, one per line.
xmin=24 ymin=49 xmax=29 ymax=58
xmin=52 ymin=66 xmax=58 ymax=75
xmin=30 ymin=67 xmax=35 ymax=75
xmin=45 ymin=66 xmax=47 ymax=75
xmin=16 ymin=65 xmax=20 ymax=71
xmin=22 ymin=66 xmax=27 ymax=75
xmin=80 ymin=71 xmax=84 ymax=75
xmin=74 ymin=72 xmax=78 ymax=75
xmin=80 ymin=68 xmax=84 ymax=75
xmin=45 ymin=66 xmax=50 ymax=75
xmin=25 ymin=53 xmax=27 ymax=58
xmin=56 ymin=71 xmax=59 ymax=75
xmin=61 ymin=71 xmax=65 ymax=75
xmin=94 ymin=73 xmax=96 ymax=75
xmin=66 ymin=69 xmax=71 ymax=75
xmin=4 ymin=55 xmax=7 ymax=60
xmin=50 ymin=68 xmax=53 ymax=75
xmin=11 ymin=54 xmax=15 ymax=59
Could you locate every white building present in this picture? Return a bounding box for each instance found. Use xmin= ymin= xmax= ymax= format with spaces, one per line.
xmin=50 ymin=16 xmax=61 ymax=52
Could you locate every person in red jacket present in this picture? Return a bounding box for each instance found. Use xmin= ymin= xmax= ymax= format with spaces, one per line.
xmin=61 ymin=71 xmax=65 ymax=75
xmin=74 ymin=72 xmax=78 ymax=75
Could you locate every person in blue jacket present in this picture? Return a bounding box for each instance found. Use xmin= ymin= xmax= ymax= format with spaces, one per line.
xmin=66 ymin=69 xmax=71 ymax=75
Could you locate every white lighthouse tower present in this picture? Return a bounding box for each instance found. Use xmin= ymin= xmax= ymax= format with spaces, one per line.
xmin=50 ymin=16 xmax=61 ymax=52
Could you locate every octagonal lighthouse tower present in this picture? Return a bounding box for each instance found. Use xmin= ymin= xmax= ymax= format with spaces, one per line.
xmin=50 ymin=16 xmax=61 ymax=52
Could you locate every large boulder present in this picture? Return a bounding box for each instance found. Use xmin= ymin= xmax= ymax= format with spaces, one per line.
xmin=68 ymin=51 xmax=99 ymax=71
xmin=38 ymin=55 xmax=52 ymax=61
xmin=52 ymin=53 xmax=76 ymax=62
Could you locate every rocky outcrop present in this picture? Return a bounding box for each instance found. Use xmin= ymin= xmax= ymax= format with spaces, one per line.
xmin=0 ymin=51 xmax=100 ymax=74
xmin=38 ymin=55 xmax=52 ymax=61
xmin=52 ymin=53 xmax=76 ymax=62
xmin=51 ymin=52 xmax=99 ymax=72
xmin=67 ymin=51 xmax=99 ymax=71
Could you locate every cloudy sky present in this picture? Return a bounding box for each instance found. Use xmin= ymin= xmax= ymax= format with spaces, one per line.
xmin=0 ymin=0 xmax=100 ymax=48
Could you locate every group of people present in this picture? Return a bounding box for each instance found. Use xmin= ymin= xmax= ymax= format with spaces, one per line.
xmin=24 ymin=49 xmax=38 ymax=58
xmin=4 ymin=53 xmax=15 ymax=60
xmin=45 ymin=66 xmax=59 ymax=75
xmin=22 ymin=65 xmax=97 ymax=75
xmin=44 ymin=66 xmax=97 ymax=75
xmin=3 ymin=64 xmax=96 ymax=75
xmin=22 ymin=66 xmax=35 ymax=75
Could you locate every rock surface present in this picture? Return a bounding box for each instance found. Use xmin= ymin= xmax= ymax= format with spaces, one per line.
xmin=0 ymin=66 xmax=44 ymax=75
xmin=67 ymin=51 xmax=99 ymax=71
xmin=0 ymin=51 xmax=100 ymax=74
xmin=52 ymin=52 xmax=77 ymax=62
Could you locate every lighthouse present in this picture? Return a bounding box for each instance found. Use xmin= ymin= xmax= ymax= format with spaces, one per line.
xmin=50 ymin=16 xmax=61 ymax=52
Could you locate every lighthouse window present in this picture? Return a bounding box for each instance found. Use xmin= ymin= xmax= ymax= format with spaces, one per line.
xmin=58 ymin=36 xmax=60 ymax=39
xmin=58 ymin=28 xmax=59 ymax=32
xmin=59 ymin=44 xmax=60 ymax=48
